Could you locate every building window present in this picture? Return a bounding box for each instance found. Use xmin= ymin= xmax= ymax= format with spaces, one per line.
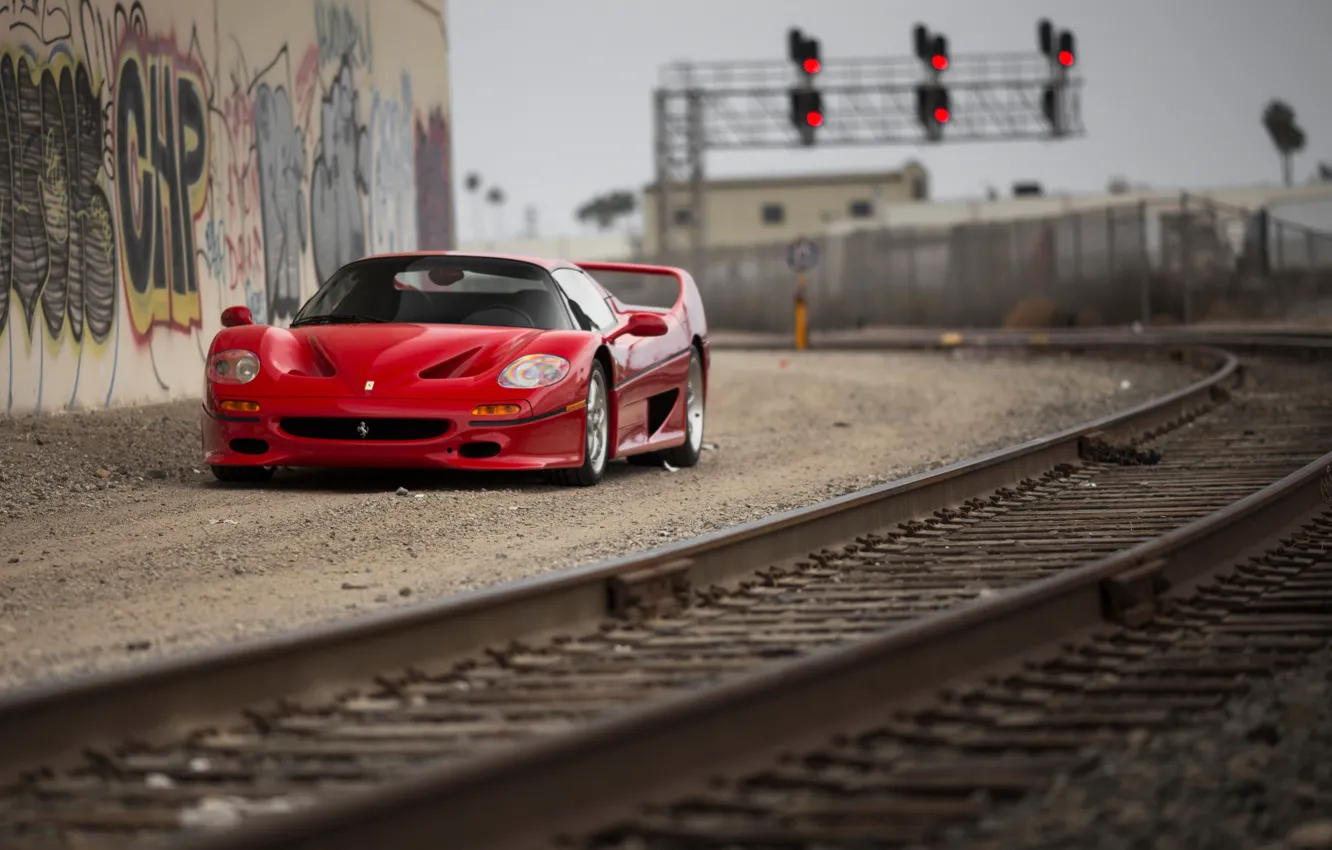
xmin=673 ymin=208 xmax=692 ymax=227
xmin=848 ymin=200 xmax=873 ymax=218
xmin=761 ymin=203 xmax=785 ymax=225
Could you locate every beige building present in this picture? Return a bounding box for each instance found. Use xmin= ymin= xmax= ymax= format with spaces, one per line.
xmin=641 ymin=162 xmax=929 ymax=255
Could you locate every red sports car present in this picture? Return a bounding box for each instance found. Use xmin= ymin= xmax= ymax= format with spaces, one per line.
xmin=201 ymin=253 xmax=710 ymax=487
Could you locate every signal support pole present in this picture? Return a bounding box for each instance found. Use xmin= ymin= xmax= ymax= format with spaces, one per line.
xmin=787 ymin=236 xmax=819 ymax=350
xmin=686 ymin=88 xmax=706 ymax=275
xmin=794 ymin=272 xmax=808 ymax=350
xmin=653 ymin=85 xmax=708 ymax=268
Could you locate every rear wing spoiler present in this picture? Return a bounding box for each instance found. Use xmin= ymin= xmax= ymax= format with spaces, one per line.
xmin=574 ymin=261 xmax=690 ymax=312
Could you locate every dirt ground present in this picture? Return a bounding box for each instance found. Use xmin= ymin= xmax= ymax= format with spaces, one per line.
xmin=0 ymin=349 xmax=1201 ymax=690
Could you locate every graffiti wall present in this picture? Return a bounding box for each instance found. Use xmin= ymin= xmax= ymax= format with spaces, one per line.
xmin=0 ymin=0 xmax=455 ymax=415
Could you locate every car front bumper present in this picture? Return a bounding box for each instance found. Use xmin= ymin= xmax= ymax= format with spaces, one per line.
xmin=201 ymin=396 xmax=586 ymax=471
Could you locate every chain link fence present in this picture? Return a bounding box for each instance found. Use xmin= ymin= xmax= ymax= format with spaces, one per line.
xmin=623 ymin=193 xmax=1332 ymax=332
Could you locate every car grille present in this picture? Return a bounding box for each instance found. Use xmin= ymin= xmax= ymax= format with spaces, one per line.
xmin=280 ymin=418 xmax=452 ymax=441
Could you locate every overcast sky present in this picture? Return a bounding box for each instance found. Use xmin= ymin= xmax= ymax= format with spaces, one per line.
xmin=445 ymin=0 xmax=1331 ymax=243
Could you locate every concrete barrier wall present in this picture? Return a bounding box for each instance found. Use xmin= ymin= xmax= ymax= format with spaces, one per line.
xmin=0 ymin=0 xmax=454 ymax=416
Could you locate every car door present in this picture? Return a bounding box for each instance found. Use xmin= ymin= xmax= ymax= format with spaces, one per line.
xmin=551 ymin=268 xmax=681 ymax=453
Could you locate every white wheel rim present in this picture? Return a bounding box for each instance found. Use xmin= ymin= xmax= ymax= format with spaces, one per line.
xmin=587 ymin=374 xmax=608 ymax=474
xmin=685 ymin=354 xmax=704 ymax=453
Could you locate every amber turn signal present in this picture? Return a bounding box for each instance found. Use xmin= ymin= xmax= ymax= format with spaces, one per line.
xmin=472 ymin=404 xmax=522 ymax=416
xmin=219 ymin=400 xmax=261 ymax=414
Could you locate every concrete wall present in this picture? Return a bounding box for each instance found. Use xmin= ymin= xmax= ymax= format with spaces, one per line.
xmin=0 ymin=0 xmax=455 ymax=416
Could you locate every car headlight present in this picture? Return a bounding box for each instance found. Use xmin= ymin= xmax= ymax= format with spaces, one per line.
xmin=209 ymin=349 xmax=261 ymax=384
xmin=498 ymin=354 xmax=570 ymax=389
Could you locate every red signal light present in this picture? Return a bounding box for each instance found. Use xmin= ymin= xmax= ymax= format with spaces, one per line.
xmin=1057 ymin=49 xmax=1074 ymax=67
xmin=933 ymin=107 xmax=950 ymax=123
xmin=931 ymin=55 xmax=948 ymax=71
xmin=803 ymin=58 xmax=821 ymax=74
xmin=805 ymin=111 xmax=824 ymax=127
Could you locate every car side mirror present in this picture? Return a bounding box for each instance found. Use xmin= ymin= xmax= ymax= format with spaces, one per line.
xmin=220 ymin=305 xmax=254 ymax=328
xmin=608 ymin=311 xmax=668 ymax=341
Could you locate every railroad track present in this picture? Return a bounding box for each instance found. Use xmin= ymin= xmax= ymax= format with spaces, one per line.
xmin=579 ymin=509 xmax=1332 ymax=849
xmin=0 ymin=335 xmax=1329 ymax=850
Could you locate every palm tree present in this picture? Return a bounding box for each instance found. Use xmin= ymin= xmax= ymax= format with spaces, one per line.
xmin=1262 ymin=100 xmax=1307 ymax=187
xmin=575 ymin=190 xmax=637 ymax=232
xmin=486 ymin=186 xmax=506 ymax=241
xmin=465 ymin=172 xmax=483 ymax=240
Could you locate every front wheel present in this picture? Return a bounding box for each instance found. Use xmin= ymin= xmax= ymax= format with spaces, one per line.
xmin=548 ymin=361 xmax=610 ymax=487
xmin=210 ymin=464 xmax=276 ymax=484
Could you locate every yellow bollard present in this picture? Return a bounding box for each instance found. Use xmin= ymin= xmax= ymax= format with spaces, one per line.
xmin=794 ymin=270 xmax=808 ymax=351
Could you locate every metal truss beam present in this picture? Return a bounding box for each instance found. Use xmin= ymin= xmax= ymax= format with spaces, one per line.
xmin=657 ymin=80 xmax=1084 ymax=151
xmin=657 ymin=53 xmax=1054 ymax=90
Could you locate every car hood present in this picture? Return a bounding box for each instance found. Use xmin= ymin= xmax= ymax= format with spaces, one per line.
xmin=250 ymin=323 xmax=551 ymax=398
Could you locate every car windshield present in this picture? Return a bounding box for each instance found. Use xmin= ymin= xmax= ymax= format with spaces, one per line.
xmin=290 ymin=256 xmax=574 ymax=331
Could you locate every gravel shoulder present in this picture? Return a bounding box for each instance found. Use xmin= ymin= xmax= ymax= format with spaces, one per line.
xmin=0 ymin=349 xmax=1200 ymax=691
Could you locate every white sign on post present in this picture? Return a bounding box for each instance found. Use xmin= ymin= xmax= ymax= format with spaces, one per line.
xmin=786 ymin=237 xmax=820 ymax=273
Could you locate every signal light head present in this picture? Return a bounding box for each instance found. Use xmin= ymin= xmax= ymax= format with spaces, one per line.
xmin=802 ymin=58 xmax=821 ymax=74
xmin=1057 ymin=49 xmax=1074 ymax=67
xmin=933 ymin=107 xmax=950 ymax=123
xmin=931 ymin=55 xmax=948 ymax=71
xmin=806 ymin=111 xmax=824 ymax=127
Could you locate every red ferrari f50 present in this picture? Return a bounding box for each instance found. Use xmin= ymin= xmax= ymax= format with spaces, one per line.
xmin=201 ymin=253 xmax=710 ymax=487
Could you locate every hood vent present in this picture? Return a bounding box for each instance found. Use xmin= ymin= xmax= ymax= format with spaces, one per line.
xmin=420 ymin=347 xmax=483 ymax=379
xmin=304 ymin=339 xmax=339 ymax=377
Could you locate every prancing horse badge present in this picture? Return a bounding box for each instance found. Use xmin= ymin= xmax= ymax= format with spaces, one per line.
xmin=364 ymin=380 xmax=375 ymax=391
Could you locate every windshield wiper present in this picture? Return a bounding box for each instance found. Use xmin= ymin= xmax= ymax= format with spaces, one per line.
xmin=290 ymin=314 xmax=390 ymax=327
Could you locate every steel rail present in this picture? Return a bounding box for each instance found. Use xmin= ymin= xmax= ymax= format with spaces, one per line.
xmin=179 ymin=426 xmax=1332 ymax=850
xmin=0 ymin=344 xmax=1240 ymax=786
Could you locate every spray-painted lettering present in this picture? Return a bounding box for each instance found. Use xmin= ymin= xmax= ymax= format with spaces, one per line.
xmin=368 ymin=73 xmax=416 ymax=254
xmin=313 ymin=0 xmax=371 ymax=69
xmin=203 ymin=217 xmax=226 ymax=280
xmin=254 ymin=83 xmax=307 ymax=323
xmin=309 ymin=57 xmax=367 ymax=284
xmin=414 ymin=107 xmax=453 ymax=250
xmin=0 ymin=49 xmax=118 ymax=345
xmin=114 ymin=36 xmax=209 ymax=340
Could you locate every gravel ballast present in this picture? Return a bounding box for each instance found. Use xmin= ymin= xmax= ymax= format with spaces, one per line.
xmin=0 ymin=349 xmax=1200 ymax=690
xmin=944 ymin=645 xmax=1332 ymax=850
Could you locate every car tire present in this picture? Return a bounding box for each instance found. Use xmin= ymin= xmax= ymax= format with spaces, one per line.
xmin=210 ymin=464 xmax=276 ymax=484
xmin=549 ymin=361 xmax=610 ymax=487
xmin=657 ymin=348 xmax=705 ymax=469
xmin=624 ymin=349 xmax=706 ymax=470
